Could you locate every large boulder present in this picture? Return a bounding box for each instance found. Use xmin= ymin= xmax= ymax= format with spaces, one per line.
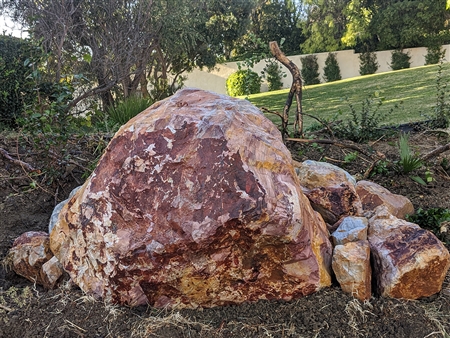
xmin=50 ymin=88 xmax=332 ymax=308
xmin=368 ymin=207 xmax=450 ymax=299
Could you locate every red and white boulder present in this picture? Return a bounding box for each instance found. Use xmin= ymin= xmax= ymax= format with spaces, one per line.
xmin=50 ymin=88 xmax=332 ymax=308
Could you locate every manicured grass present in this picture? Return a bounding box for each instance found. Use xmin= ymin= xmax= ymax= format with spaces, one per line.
xmin=248 ymin=63 xmax=450 ymax=131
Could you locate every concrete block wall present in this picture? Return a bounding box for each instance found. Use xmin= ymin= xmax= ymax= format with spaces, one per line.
xmin=183 ymin=45 xmax=450 ymax=95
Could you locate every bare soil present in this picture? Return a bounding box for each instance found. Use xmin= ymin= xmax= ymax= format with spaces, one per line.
xmin=1 ymin=130 xmax=450 ymax=338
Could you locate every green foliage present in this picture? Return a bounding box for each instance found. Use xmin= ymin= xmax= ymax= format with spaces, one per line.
xmin=370 ymin=160 xmax=390 ymax=178
xmin=226 ymin=69 xmax=261 ymax=97
xmin=0 ymin=35 xmax=35 ymax=129
xmin=344 ymin=151 xmax=358 ymax=164
xmin=406 ymin=207 xmax=450 ymax=244
xmin=390 ymin=50 xmax=411 ymax=71
xmin=394 ymin=133 xmax=423 ymax=174
xmin=429 ymin=62 xmax=450 ymax=128
xmin=425 ymin=45 xmax=446 ymax=65
xmin=108 ymin=95 xmax=153 ymax=128
xmin=333 ymin=95 xmax=392 ymax=142
xmin=359 ymin=51 xmax=379 ymax=76
xmin=323 ymin=53 xmax=341 ymax=83
xmin=262 ymin=60 xmax=285 ymax=91
xmin=301 ymin=55 xmax=320 ymax=86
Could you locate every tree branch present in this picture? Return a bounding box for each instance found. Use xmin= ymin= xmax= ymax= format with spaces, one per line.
xmin=0 ymin=147 xmax=39 ymax=172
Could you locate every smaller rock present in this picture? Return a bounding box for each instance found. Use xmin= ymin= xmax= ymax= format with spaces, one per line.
xmin=10 ymin=231 xmax=53 ymax=285
xmin=331 ymin=216 xmax=368 ymax=246
xmin=49 ymin=186 xmax=81 ymax=233
xmin=368 ymin=207 xmax=450 ymax=299
xmin=40 ymin=256 xmax=65 ymax=289
xmin=295 ymin=160 xmax=363 ymax=224
xmin=332 ymin=240 xmax=371 ymax=301
xmin=356 ymin=180 xmax=414 ymax=219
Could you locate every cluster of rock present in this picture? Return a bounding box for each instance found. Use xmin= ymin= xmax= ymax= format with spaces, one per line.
xmin=8 ymin=89 xmax=450 ymax=308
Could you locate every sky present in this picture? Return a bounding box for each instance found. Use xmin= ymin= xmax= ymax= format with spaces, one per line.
xmin=0 ymin=14 xmax=27 ymax=38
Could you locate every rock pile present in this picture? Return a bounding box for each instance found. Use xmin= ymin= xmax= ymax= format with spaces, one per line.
xmin=8 ymin=89 xmax=450 ymax=308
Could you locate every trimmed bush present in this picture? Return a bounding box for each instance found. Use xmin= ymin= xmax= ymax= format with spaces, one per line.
xmin=359 ymin=51 xmax=379 ymax=75
xmin=391 ymin=50 xmax=411 ymax=70
xmin=425 ymin=45 xmax=445 ymax=65
xmin=301 ymin=55 xmax=320 ymax=85
xmin=0 ymin=35 xmax=35 ymax=128
xmin=226 ymin=69 xmax=261 ymax=97
xmin=323 ymin=53 xmax=341 ymax=82
xmin=263 ymin=60 xmax=285 ymax=91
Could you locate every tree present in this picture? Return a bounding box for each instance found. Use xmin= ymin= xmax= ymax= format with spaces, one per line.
xmin=301 ymin=0 xmax=350 ymax=53
xmin=342 ymin=0 xmax=450 ymax=51
xmin=0 ymin=0 xmax=251 ymax=113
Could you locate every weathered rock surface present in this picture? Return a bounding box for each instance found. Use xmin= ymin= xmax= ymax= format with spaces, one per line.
xmin=332 ymin=240 xmax=371 ymax=301
xmin=295 ymin=160 xmax=363 ymax=225
xmin=9 ymin=231 xmax=53 ymax=286
xmin=40 ymin=256 xmax=65 ymax=289
xmin=331 ymin=216 xmax=368 ymax=246
xmin=50 ymin=88 xmax=332 ymax=308
xmin=49 ymin=186 xmax=81 ymax=233
xmin=368 ymin=207 xmax=450 ymax=299
xmin=356 ymin=180 xmax=414 ymax=219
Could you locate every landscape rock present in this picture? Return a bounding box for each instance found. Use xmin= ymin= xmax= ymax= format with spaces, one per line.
xmin=39 ymin=256 xmax=65 ymax=289
xmin=295 ymin=160 xmax=363 ymax=225
xmin=368 ymin=207 xmax=450 ymax=299
xmin=356 ymin=180 xmax=414 ymax=219
xmin=331 ymin=216 xmax=368 ymax=246
xmin=50 ymin=88 xmax=332 ymax=308
xmin=9 ymin=231 xmax=53 ymax=285
xmin=49 ymin=186 xmax=81 ymax=233
xmin=332 ymin=240 xmax=371 ymax=301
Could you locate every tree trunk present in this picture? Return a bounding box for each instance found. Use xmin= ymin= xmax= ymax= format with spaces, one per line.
xmin=269 ymin=41 xmax=303 ymax=139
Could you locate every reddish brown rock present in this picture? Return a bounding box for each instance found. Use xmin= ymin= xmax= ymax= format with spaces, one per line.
xmin=295 ymin=161 xmax=363 ymax=224
xmin=50 ymin=88 xmax=332 ymax=308
xmin=40 ymin=256 xmax=65 ymax=289
xmin=9 ymin=231 xmax=53 ymax=285
xmin=332 ymin=240 xmax=371 ymax=301
xmin=356 ymin=180 xmax=414 ymax=219
xmin=368 ymin=207 xmax=450 ymax=299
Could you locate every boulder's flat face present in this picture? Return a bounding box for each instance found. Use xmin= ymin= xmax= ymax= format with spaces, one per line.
xmin=368 ymin=207 xmax=450 ymax=299
xmin=50 ymin=88 xmax=332 ymax=308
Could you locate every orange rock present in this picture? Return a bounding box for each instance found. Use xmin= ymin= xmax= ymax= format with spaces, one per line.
xmin=332 ymin=240 xmax=372 ymax=301
xmin=295 ymin=161 xmax=363 ymax=224
xmin=356 ymin=180 xmax=414 ymax=219
xmin=50 ymin=89 xmax=332 ymax=308
xmin=368 ymin=207 xmax=450 ymax=299
xmin=10 ymin=231 xmax=53 ymax=285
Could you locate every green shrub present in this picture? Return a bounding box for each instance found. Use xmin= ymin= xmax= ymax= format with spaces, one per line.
xmin=394 ymin=133 xmax=423 ymax=174
xmin=323 ymin=53 xmax=341 ymax=82
xmin=0 ymin=35 xmax=35 ymax=129
xmin=108 ymin=95 xmax=153 ymax=128
xmin=301 ymin=55 xmax=320 ymax=85
xmin=390 ymin=50 xmax=411 ymax=71
xmin=262 ymin=60 xmax=285 ymax=91
xmin=226 ymin=69 xmax=261 ymax=97
xmin=425 ymin=45 xmax=445 ymax=65
xmin=359 ymin=51 xmax=379 ymax=75
xmin=333 ymin=95 xmax=392 ymax=142
xmin=406 ymin=207 xmax=450 ymax=244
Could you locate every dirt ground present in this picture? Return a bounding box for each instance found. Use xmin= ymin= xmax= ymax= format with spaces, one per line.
xmin=1 ymin=130 xmax=450 ymax=338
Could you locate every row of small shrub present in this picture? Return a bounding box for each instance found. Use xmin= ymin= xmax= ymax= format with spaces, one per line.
xmin=227 ymin=45 xmax=447 ymax=93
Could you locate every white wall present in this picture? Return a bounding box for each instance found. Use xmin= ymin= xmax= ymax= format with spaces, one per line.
xmin=183 ymin=45 xmax=450 ymax=95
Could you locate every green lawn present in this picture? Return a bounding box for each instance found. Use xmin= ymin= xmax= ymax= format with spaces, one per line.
xmin=248 ymin=63 xmax=450 ymax=131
